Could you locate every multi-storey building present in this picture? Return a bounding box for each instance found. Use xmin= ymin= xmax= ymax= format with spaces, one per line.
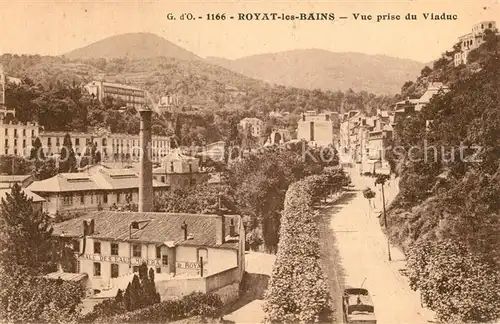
xmin=38 ymin=127 xmax=171 ymax=162
xmin=297 ymin=111 xmax=337 ymax=147
xmin=0 ymin=120 xmax=40 ymax=156
xmin=84 ymin=81 xmax=146 ymax=110
xmin=27 ymin=168 xmax=169 ymax=215
xmin=153 ymin=150 xmax=209 ymax=189
xmin=454 ymin=21 xmax=497 ymax=67
xmin=239 ymin=117 xmax=264 ymax=138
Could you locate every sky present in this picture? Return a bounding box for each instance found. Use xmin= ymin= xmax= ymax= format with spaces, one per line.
xmin=0 ymin=0 xmax=498 ymax=63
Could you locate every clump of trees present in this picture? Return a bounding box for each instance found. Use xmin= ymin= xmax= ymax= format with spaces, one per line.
xmin=0 ymin=183 xmax=83 ymax=323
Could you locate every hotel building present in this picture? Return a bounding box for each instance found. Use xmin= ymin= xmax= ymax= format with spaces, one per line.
xmin=297 ymin=111 xmax=337 ymax=147
xmin=84 ymin=81 xmax=146 ymax=110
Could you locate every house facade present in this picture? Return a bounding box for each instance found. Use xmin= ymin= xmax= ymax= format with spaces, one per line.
xmin=84 ymin=81 xmax=146 ymax=110
xmin=297 ymin=111 xmax=336 ymax=147
xmin=52 ymin=211 xmax=245 ymax=297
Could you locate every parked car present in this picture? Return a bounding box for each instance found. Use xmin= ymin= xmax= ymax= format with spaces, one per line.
xmin=342 ymin=287 xmax=377 ymax=323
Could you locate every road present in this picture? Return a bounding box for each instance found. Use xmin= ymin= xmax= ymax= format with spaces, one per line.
xmin=327 ymin=171 xmax=435 ymax=324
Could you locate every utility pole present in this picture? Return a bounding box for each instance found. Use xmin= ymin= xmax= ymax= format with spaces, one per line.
xmin=381 ymin=180 xmax=391 ymax=261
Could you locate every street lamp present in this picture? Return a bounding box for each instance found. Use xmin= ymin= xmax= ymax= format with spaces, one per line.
xmin=375 ymin=173 xmax=391 ymax=261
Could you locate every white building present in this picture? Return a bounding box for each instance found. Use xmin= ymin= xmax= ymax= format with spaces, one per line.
xmin=52 ymin=211 xmax=245 ymax=298
xmin=239 ymin=117 xmax=264 ymax=138
xmin=297 ymin=111 xmax=336 ymax=147
xmin=454 ymin=21 xmax=497 ymax=67
xmin=84 ymin=81 xmax=146 ymax=110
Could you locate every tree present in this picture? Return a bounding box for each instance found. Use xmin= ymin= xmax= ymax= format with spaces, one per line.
xmin=59 ymin=133 xmax=76 ymax=173
xmin=362 ymin=187 xmax=376 ymax=215
xmin=407 ymin=239 xmax=500 ymax=323
xmin=30 ymin=137 xmax=44 ymax=160
xmin=420 ymin=66 xmax=433 ymax=78
xmin=33 ymin=158 xmax=58 ymax=180
xmin=0 ymin=183 xmax=61 ymax=273
xmin=0 ymin=155 xmax=32 ymax=175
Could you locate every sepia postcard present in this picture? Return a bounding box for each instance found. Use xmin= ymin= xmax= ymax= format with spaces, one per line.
xmin=0 ymin=1 xmax=499 ymax=323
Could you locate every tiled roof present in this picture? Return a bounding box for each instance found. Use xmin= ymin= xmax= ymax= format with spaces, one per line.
xmin=52 ymin=211 xmax=241 ymax=250
xmin=28 ymin=168 xmax=168 ymax=193
xmin=0 ymin=188 xmax=45 ymax=202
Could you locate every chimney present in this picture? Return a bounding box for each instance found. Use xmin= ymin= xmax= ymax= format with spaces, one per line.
xmin=139 ymin=105 xmax=153 ymax=212
xmin=229 ymin=218 xmax=235 ymax=237
xmin=215 ymin=214 xmax=226 ymax=245
xmin=181 ymin=221 xmax=188 ymax=240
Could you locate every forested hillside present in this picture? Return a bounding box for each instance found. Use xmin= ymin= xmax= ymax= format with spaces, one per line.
xmin=387 ymin=30 xmax=500 ymax=323
xmin=1 ymin=53 xmax=398 ymax=146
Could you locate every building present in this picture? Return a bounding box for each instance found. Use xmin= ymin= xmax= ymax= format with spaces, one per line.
xmin=454 ymin=21 xmax=497 ymax=66
xmin=84 ymin=81 xmax=146 ymax=110
xmin=0 ymin=65 xmax=17 ymax=122
xmin=0 ymin=120 xmax=40 ymax=156
xmin=153 ymin=150 xmax=209 ymax=189
xmin=38 ymin=127 xmax=170 ymax=162
xmin=27 ymin=168 xmax=169 ymax=215
xmin=0 ymin=174 xmax=35 ymax=189
xmin=52 ymin=211 xmax=245 ymax=297
xmin=297 ymin=111 xmax=337 ymax=147
xmin=393 ymin=82 xmax=450 ymax=125
xmin=0 ymin=187 xmax=45 ymax=213
xmin=239 ymin=118 xmax=264 ymax=138
xmin=49 ymin=104 xmax=245 ymax=301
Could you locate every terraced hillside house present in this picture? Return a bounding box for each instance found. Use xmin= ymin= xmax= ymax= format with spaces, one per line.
xmin=27 ymin=168 xmax=169 ymax=215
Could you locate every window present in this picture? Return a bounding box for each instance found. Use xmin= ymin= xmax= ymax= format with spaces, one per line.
xmin=111 ymin=264 xmax=119 ymax=278
xmin=4 ymin=129 xmax=7 ymax=136
xmin=156 ymin=246 xmax=161 ymax=259
xmin=156 ymin=267 xmax=161 ymax=274
xmin=116 ymin=193 xmax=121 ymax=203
xmin=90 ymin=194 xmax=93 ymax=204
xmin=22 ymin=140 xmax=26 ymax=148
xmin=75 ymin=138 xmax=80 ymax=146
xmin=14 ymin=129 xmax=17 ymax=137
xmin=111 ymin=243 xmax=119 ymax=255
xmin=161 ymin=176 xmax=166 ymax=183
xmin=170 ymin=162 xmax=174 ymax=172
xmin=132 ymin=244 xmax=141 ymax=257
xmin=23 ymin=129 xmax=26 ymax=136
xmin=93 ymin=262 xmax=101 ymax=276
xmin=4 ymin=139 xmax=7 ymax=146
xmin=80 ymin=193 xmax=85 ymax=204
xmin=48 ymin=138 xmax=52 ymax=145
xmin=132 ymin=266 xmax=139 ymax=273
xmin=103 ymin=194 xmax=108 ymax=204
xmin=31 ymin=130 xmax=34 ymax=137
xmin=94 ymin=241 xmax=101 ymax=254
xmin=56 ymin=138 xmax=60 ymax=146
xmin=73 ymin=239 xmax=80 ymax=252
xmin=162 ymin=255 xmax=168 ymax=265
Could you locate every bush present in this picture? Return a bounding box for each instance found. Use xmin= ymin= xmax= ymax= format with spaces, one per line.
xmin=97 ymin=292 xmax=223 ymax=323
xmin=0 ymin=268 xmax=85 ymax=323
xmin=263 ymin=178 xmax=331 ymax=323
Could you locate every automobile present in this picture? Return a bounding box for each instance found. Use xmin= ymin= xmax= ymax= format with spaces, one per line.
xmin=342 ymin=287 xmax=377 ymax=323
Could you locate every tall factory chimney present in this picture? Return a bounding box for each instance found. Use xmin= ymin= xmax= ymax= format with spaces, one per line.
xmin=139 ymin=105 xmax=153 ymax=212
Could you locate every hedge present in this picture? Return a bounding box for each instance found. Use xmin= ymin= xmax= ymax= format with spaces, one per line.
xmin=89 ymin=292 xmax=223 ymax=324
xmin=263 ymin=176 xmax=331 ymax=323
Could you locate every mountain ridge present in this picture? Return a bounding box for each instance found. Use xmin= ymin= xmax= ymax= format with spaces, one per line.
xmin=64 ymin=32 xmax=202 ymax=61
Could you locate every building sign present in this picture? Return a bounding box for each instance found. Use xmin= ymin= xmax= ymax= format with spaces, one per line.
xmin=80 ymin=254 xmax=161 ymax=267
xmin=176 ymin=261 xmax=201 ymax=269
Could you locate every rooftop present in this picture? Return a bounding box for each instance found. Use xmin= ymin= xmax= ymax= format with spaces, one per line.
xmin=0 ymin=188 xmax=45 ymax=203
xmin=27 ymin=168 xmax=168 ymax=193
xmin=52 ymin=211 xmax=241 ymax=249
